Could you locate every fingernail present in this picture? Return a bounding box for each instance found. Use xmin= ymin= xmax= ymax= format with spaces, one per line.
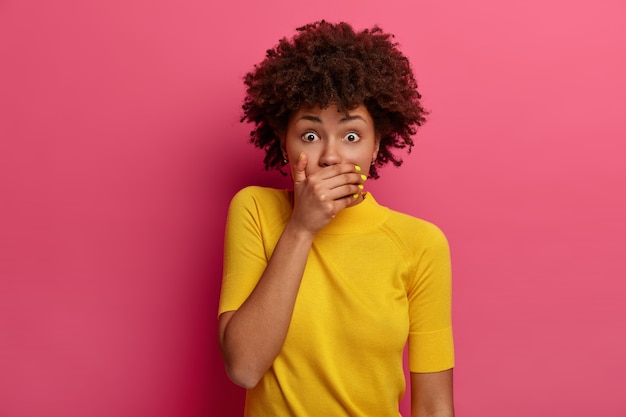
xmin=353 ymin=193 xmax=359 ymax=199
xmin=354 ymin=165 xmax=361 ymax=172
xmin=298 ymin=152 xmax=303 ymax=160
xmin=358 ymin=184 xmax=364 ymax=190
xmin=361 ymin=174 xmax=367 ymax=181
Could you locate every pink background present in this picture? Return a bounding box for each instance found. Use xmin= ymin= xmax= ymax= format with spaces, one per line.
xmin=1 ymin=0 xmax=625 ymax=416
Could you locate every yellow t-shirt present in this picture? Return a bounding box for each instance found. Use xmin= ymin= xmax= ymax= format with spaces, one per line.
xmin=219 ymin=186 xmax=454 ymax=416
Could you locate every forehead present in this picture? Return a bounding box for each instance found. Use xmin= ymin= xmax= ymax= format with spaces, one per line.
xmin=290 ymin=103 xmax=373 ymax=122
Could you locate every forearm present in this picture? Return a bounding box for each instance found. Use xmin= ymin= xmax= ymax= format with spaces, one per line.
xmin=219 ymin=221 xmax=314 ymax=388
xmin=412 ymin=409 xmax=454 ymax=417
xmin=411 ymin=370 xmax=454 ymax=417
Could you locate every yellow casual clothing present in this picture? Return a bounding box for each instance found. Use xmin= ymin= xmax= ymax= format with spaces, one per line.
xmin=219 ymin=186 xmax=454 ymax=416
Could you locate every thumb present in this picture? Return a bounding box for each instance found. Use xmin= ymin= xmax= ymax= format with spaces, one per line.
xmin=293 ymin=152 xmax=307 ymax=184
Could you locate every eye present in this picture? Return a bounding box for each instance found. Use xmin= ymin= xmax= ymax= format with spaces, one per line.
xmin=301 ymin=132 xmax=320 ymax=142
xmin=344 ymin=132 xmax=361 ymax=143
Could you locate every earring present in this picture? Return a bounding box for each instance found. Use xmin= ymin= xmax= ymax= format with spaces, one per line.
xmin=283 ymin=157 xmax=288 ymax=164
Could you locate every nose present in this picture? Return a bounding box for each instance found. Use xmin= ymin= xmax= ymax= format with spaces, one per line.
xmin=318 ymin=140 xmax=341 ymax=167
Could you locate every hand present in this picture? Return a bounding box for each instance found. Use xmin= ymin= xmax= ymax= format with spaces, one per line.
xmin=288 ymin=153 xmax=366 ymax=235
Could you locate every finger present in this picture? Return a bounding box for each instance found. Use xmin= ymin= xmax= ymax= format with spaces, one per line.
xmin=321 ymin=172 xmax=367 ymax=192
xmin=332 ymin=192 xmax=362 ymax=212
xmin=293 ymin=152 xmax=307 ymax=184
xmin=305 ymin=174 xmax=365 ymax=202
xmin=329 ymin=184 xmax=364 ymax=201
xmin=313 ymin=163 xmax=362 ymax=180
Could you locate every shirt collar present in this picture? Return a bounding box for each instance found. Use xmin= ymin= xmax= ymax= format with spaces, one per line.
xmin=318 ymin=192 xmax=389 ymax=235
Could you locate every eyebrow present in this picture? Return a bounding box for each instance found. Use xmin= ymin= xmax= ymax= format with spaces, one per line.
xmin=297 ymin=114 xmax=367 ymax=124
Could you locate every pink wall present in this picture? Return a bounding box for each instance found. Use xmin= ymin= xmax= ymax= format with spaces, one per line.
xmin=1 ymin=1 xmax=625 ymax=416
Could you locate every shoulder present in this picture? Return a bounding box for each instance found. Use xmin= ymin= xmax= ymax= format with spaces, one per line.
xmin=381 ymin=210 xmax=452 ymax=289
xmin=383 ymin=208 xmax=450 ymax=253
xmin=230 ymin=185 xmax=285 ymax=200
xmin=228 ymin=186 xmax=292 ymax=227
xmin=229 ymin=186 xmax=290 ymax=209
xmin=385 ymin=208 xmax=448 ymax=241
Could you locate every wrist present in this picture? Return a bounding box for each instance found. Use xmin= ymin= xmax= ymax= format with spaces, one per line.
xmin=283 ymin=219 xmax=317 ymax=244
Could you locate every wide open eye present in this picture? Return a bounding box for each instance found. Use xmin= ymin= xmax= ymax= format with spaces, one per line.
xmin=301 ymin=132 xmax=320 ymax=142
xmin=344 ymin=132 xmax=361 ymax=143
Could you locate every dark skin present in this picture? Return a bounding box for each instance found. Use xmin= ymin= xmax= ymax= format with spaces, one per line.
xmin=219 ymin=104 xmax=454 ymax=416
xmin=218 ymin=156 xmax=363 ymax=388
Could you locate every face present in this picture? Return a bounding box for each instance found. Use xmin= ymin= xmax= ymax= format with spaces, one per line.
xmin=281 ymin=103 xmax=380 ymax=177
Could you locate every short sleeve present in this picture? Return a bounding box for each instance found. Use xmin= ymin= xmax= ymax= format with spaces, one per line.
xmin=218 ymin=187 xmax=269 ymax=316
xmin=407 ymin=227 xmax=454 ymax=373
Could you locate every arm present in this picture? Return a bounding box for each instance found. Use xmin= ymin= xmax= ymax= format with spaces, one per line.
xmin=408 ymin=224 xmax=454 ymax=416
xmin=218 ymin=220 xmax=314 ymax=389
xmin=411 ymin=369 xmax=454 ymax=417
xmin=218 ymin=154 xmax=364 ymax=389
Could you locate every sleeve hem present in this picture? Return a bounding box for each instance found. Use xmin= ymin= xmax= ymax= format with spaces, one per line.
xmin=408 ymin=326 xmax=455 ymax=373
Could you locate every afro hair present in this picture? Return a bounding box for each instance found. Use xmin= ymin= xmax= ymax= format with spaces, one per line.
xmin=241 ymin=21 xmax=427 ymax=178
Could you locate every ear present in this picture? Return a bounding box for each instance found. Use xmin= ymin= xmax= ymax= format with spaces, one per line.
xmin=372 ymin=134 xmax=381 ymax=164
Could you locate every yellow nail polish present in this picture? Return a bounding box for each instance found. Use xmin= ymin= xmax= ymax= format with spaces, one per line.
xmin=298 ymin=152 xmax=303 ymax=160
xmin=353 ymin=193 xmax=359 ymax=199
xmin=355 ymin=165 xmax=361 ymax=172
xmin=358 ymin=184 xmax=364 ymax=190
xmin=361 ymin=174 xmax=367 ymax=181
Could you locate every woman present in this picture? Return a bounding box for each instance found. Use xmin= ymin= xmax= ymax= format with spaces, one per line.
xmin=218 ymin=21 xmax=454 ymax=416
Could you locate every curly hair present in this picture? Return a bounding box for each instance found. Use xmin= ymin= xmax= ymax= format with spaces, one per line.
xmin=241 ymin=21 xmax=427 ymax=179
